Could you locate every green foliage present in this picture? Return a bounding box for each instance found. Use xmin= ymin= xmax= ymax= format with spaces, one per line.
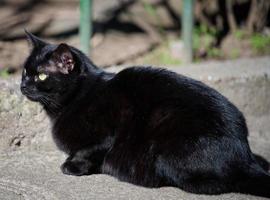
xmin=193 ymin=24 xmax=220 ymax=58
xmin=234 ymin=30 xmax=246 ymax=40
xmin=250 ymin=34 xmax=270 ymax=54
xmin=142 ymin=1 xmax=156 ymax=17
xmin=208 ymin=47 xmax=223 ymax=58
xmin=195 ymin=24 xmax=217 ymax=36
xmin=158 ymin=51 xmax=182 ymax=65
xmin=141 ymin=43 xmax=182 ymax=66
xmin=233 ymin=29 xmax=270 ymax=54
xmin=141 ymin=0 xmax=165 ymax=36
xmin=0 ymin=69 xmax=9 ymax=78
xmin=193 ymin=33 xmax=214 ymax=52
xmin=229 ymin=48 xmax=240 ymax=59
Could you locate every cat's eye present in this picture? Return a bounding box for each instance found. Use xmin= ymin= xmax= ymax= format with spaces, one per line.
xmin=38 ymin=73 xmax=48 ymax=81
xmin=23 ymin=69 xmax=26 ymax=75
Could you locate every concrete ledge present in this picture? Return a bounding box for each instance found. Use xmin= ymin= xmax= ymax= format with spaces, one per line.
xmin=0 ymin=149 xmax=269 ymax=200
xmin=0 ymin=77 xmax=54 ymax=152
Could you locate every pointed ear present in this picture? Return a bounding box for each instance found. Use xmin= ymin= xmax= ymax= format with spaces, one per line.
xmin=24 ymin=29 xmax=47 ymax=48
xmin=51 ymin=43 xmax=75 ymax=74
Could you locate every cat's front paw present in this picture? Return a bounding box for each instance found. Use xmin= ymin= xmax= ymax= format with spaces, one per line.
xmin=61 ymin=161 xmax=92 ymax=176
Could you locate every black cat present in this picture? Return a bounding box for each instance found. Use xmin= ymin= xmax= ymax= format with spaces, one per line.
xmin=21 ymin=31 xmax=270 ymax=198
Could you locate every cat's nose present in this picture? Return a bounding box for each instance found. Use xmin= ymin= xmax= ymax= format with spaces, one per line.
xmin=20 ymin=82 xmax=27 ymax=92
xmin=21 ymin=82 xmax=26 ymax=88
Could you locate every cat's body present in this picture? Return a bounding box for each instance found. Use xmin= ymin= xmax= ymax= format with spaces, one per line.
xmin=21 ymin=32 xmax=270 ymax=198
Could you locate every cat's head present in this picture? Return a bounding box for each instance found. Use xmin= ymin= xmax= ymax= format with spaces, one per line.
xmin=20 ymin=31 xmax=86 ymax=113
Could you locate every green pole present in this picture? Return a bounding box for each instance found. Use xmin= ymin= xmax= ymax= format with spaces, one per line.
xmin=182 ymin=0 xmax=194 ymax=63
xmin=80 ymin=0 xmax=92 ymax=55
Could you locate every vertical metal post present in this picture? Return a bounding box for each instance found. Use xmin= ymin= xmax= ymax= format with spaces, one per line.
xmin=80 ymin=0 xmax=92 ymax=55
xmin=182 ymin=0 xmax=194 ymax=63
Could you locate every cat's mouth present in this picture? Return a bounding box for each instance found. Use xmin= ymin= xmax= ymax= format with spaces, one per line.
xmin=26 ymin=94 xmax=41 ymax=101
xmin=24 ymin=94 xmax=41 ymax=102
xmin=21 ymin=89 xmax=41 ymax=102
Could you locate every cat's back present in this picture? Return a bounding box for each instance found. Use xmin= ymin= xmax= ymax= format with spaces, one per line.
xmin=108 ymin=66 xmax=247 ymax=138
xmin=110 ymin=66 xmax=227 ymax=105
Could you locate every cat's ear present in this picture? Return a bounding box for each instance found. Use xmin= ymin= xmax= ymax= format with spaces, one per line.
xmin=25 ymin=29 xmax=47 ymax=49
xmin=51 ymin=43 xmax=75 ymax=74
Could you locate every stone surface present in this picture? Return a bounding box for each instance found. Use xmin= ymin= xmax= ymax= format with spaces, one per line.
xmin=0 ymin=141 xmax=269 ymax=200
xmin=0 ymin=57 xmax=270 ymax=199
xmin=0 ymin=77 xmax=54 ymax=153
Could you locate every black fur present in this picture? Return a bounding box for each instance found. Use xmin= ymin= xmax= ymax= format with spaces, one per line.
xmin=21 ymin=32 xmax=270 ymax=198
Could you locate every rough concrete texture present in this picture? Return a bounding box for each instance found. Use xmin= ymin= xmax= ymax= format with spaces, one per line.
xmin=0 ymin=77 xmax=53 ymax=152
xmin=0 ymin=56 xmax=270 ymax=199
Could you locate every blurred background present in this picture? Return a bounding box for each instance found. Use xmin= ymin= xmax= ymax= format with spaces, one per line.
xmin=0 ymin=0 xmax=269 ymax=77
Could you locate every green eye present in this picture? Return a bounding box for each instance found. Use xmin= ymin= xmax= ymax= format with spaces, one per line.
xmin=38 ymin=73 xmax=48 ymax=81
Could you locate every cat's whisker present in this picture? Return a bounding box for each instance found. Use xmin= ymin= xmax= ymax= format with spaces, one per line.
xmin=40 ymin=97 xmax=61 ymax=116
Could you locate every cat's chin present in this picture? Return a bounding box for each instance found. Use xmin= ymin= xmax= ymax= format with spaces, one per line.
xmin=21 ymin=89 xmax=38 ymax=101
xmin=24 ymin=94 xmax=41 ymax=102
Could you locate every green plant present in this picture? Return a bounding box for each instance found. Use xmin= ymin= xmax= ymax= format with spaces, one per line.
xmin=194 ymin=24 xmax=218 ymax=37
xmin=141 ymin=43 xmax=182 ymax=66
xmin=0 ymin=69 xmax=9 ymax=78
xmin=234 ymin=30 xmax=246 ymax=40
xmin=141 ymin=0 xmax=165 ymax=35
xmin=142 ymin=1 xmax=156 ymax=17
xmin=250 ymin=34 xmax=270 ymax=54
xmin=193 ymin=24 xmax=220 ymax=58
xmin=158 ymin=51 xmax=182 ymax=65
xmin=230 ymin=48 xmax=240 ymax=59
xmin=208 ymin=47 xmax=223 ymax=58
